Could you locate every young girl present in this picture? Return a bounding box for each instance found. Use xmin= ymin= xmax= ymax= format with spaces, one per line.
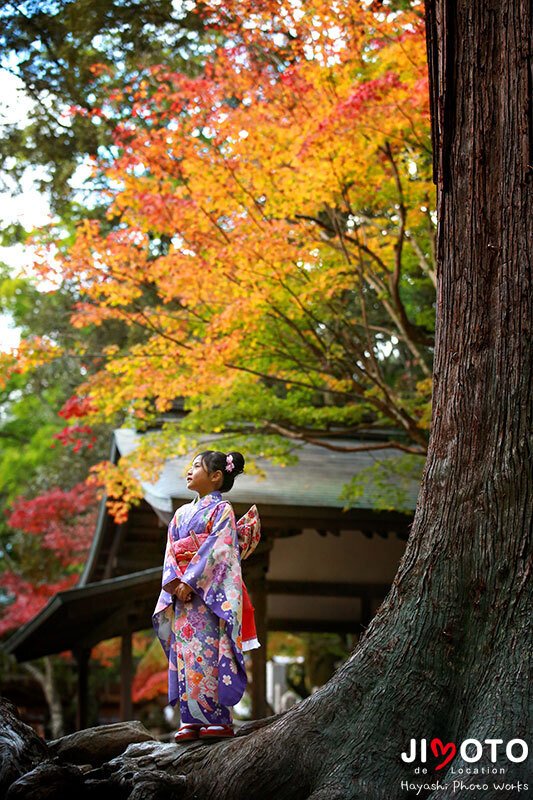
xmin=152 ymin=450 xmax=260 ymax=741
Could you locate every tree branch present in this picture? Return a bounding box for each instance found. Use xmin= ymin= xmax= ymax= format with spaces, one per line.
xmin=264 ymin=421 xmax=427 ymax=455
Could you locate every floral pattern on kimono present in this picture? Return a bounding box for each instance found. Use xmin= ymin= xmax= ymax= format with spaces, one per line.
xmin=152 ymin=491 xmax=247 ymax=720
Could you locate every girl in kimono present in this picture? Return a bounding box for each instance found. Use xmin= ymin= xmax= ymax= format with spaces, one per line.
xmin=152 ymin=450 xmax=260 ymax=742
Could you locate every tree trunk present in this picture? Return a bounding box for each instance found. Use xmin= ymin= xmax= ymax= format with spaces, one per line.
xmin=0 ymin=698 xmax=48 ymax=797
xmin=1 ymin=2 xmax=532 ymax=798
xmin=24 ymin=657 xmax=65 ymax=739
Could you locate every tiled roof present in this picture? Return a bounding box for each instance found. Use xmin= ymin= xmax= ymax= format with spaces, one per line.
xmin=114 ymin=428 xmax=421 ymax=514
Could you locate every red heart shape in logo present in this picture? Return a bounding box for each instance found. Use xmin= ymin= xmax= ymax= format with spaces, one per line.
xmin=431 ymin=738 xmax=457 ymax=771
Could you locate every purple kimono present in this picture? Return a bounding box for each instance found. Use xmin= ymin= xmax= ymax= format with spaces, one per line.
xmin=152 ymin=491 xmax=246 ymax=725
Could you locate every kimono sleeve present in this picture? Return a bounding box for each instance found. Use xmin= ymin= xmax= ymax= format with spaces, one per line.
xmin=160 ymin=514 xmax=184 ymax=595
xmin=237 ymin=504 xmax=261 ymax=559
xmin=152 ymin=512 xmax=183 ymax=696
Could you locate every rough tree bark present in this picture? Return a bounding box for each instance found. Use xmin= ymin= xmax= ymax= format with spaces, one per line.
xmin=0 ymin=698 xmax=48 ymax=797
xmin=1 ymin=1 xmax=531 ymax=798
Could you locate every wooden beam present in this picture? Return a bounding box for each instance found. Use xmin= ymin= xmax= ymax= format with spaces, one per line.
xmin=267 ymin=579 xmax=392 ymax=598
xmin=168 ymin=499 xmax=412 ymax=535
xmin=115 ymin=553 xmax=165 ymax=572
xmin=76 ymin=606 xmax=149 ymax=650
xmin=268 ymin=618 xmax=361 ymax=634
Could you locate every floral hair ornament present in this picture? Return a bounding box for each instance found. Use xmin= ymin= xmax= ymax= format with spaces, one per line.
xmin=225 ymin=454 xmax=235 ymax=473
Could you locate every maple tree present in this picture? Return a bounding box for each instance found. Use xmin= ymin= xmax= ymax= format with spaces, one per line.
xmin=0 ymin=0 xmax=206 ymax=220
xmin=0 ymin=477 xmax=98 ymax=632
xmin=7 ymin=0 xmax=435 ymax=520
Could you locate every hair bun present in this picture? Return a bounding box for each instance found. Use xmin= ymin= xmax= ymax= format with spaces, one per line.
xmin=196 ymin=449 xmax=245 ymax=493
xmin=227 ymin=451 xmax=245 ymax=475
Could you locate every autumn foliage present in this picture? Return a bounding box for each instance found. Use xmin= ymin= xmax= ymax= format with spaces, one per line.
xmin=0 ymin=572 xmax=79 ymax=637
xmin=0 ymin=483 xmax=97 ymax=635
xmin=11 ymin=0 xmax=434 ymax=519
xmin=131 ymin=637 xmax=168 ymax=703
xmin=7 ymin=483 xmax=96 ymax=560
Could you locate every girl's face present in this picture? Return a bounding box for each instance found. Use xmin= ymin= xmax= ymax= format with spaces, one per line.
xmin=186 ymin=456 xmax=222 ymax=497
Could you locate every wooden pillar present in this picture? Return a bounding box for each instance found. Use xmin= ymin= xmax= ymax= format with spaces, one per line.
xmin=120 ymin=630 xmax=133 ymax=721
xmin=74 ymin=647 xmax=91 ymax=730
xmin=245 ymin=538 xmax=272 ymax=720
xmin=250 ymin=572 xmax=268 ymax=719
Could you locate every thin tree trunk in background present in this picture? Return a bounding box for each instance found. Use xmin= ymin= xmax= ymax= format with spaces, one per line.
xmin=23 ymin=658 xmax=64 ymax=739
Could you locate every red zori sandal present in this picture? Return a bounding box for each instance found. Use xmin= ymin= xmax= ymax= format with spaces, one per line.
xmin=198 ymin=724 xmax=235 ymax=740
xmin=174 ymin=723 xmax=203 ymax=742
